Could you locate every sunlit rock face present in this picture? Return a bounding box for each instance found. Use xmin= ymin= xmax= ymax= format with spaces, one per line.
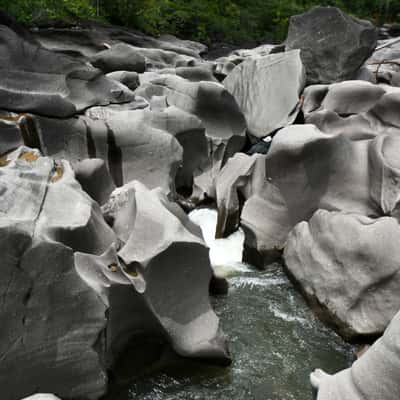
xmin=224 ymin=50 xmax=305 ymax=138
xmin=312 ymin=309 xmax=400 ymax=400
xmin=286 ymin=7 xmax=378 ymax=84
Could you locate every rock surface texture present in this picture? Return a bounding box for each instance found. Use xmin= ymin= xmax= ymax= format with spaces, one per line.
xmin=224 ymin=50 xmax=305 ymax=138
xmin=284 ymin=210 xmax=400 ymax=340
xmin=286 ymin=7 xmax=378 ymax=84
xmin=311 ymin=309 xmax=400 ymax=400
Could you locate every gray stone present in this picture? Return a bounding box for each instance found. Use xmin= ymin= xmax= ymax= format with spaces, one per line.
xmin=135 ymin=74 xmax=246 ymax=201
xmin=90 ymin=43 xmax=146 ymax=73
xmin=0 ymin=148 xmax=111 ymax=400
xmin=0 ymin=24 xmax=134 ymax=118
xmin=311 ymin=309 xmax=400 ymax=400
xmin=303 ymin=81 xmax=400 ymax=137
xmin=286 ymin=7 xmax=378 ymax=84
xmin=224 ymin=50 xmax=305 ymax=138
xmin=83 ymin=181 xmax=231 ymax=364
xmin=284 ymin=209 xmax=400 ymax=339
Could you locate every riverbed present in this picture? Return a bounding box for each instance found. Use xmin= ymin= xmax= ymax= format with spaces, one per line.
xmin=123 ymin=209 xmax=354 ymax=400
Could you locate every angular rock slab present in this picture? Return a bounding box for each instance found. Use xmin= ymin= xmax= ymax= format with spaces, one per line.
xmin=224 ymin=50 xmax=305 ymax=138
xmin=284 ymin=210 xmax=400 ymax=339
xmin=286 ymin=7 xmax=378 ymax=84
xmin=90 ymin=181 xmax=231 ymax=365
xmin=0 ymin=24 xmax=134 ymax=118
xmin=312 ymin=309 xmax=400 ymax=400
xmin=215 ymin=152 xmax=267 ymax=238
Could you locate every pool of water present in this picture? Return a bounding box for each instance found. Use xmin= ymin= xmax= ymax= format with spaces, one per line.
xmin=116 ymin=209 xmax=354 ymax=400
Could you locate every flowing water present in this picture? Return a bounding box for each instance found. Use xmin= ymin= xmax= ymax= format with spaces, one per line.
xmin=123 ymin=209 xmax=354 ymax=400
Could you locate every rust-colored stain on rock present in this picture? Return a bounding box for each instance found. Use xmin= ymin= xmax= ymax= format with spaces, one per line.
xmin=51 ymin=166 xmax=64 ymax=183
xmin=19 ymin=151 xmax=39 ymax=163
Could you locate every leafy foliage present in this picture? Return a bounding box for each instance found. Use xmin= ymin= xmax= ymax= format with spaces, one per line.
xmin=1 ymin=0 xmax=400 ymax=43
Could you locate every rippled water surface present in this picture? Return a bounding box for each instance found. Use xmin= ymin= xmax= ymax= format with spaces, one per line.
xmin=121 ymin=209 xmax=354 ymax=400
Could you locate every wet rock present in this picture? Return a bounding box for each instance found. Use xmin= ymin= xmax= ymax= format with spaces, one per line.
xmin=224 ymin=50 xmax=305 ymax=138
xmin=0 ymin=24 xmax=134 ymax=118
xmin=311 ymin=309 xmax=400 ymax=400
xmin=81 ymin=181 xmax=231 ymax=365
xmin=284 ymin=209 xmax=400 ymax=339
xmin=90 ymin=43 xmax=146 ymax=73
xmin=286 ymin=7 xmax=378 ymax=84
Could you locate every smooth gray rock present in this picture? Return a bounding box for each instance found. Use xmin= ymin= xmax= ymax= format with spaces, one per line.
xmin=284 ymin=209 xmax=400 ymax=339
xmin=235 ymin=124 xmax=387 ymax=267
xmin=215 ymin=152 xmax=267 ymax=238
xmin=33 ymin=22 xmax=207 ymax=59
xmin=73 ymin=158 xmax=116 ymax=206
xmin=84 ymin=181 xmax=231 ymax=364
xmin=0 ymin=148 xmax=111 ymax=400
xmin=106 ymin=71 xmax=140 ymax=91
xmin=135 ymin=74 xmax=246 ymax=201
xmin=286 ymin=7 xmax=378 ymax=84
xmin=0 ymin=24 xmax=134 ymax=118
xmin=303 ymin=81 xmax=400 ymax=137
xmin=90 ymin=43 xmax=146 ymax=73
xmin=311 ymin=309 xmax=400 ymax=400
xmin=0 ymin=112 xmax=25 ymax=155
xmin=224 ymin=50 xmax=305 ymax=138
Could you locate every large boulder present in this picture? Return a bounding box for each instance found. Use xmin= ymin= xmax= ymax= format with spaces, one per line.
xmin=81 ymin=181 xmax=231 ymax=364
xmin=0 ymin=24 xmax=134 ymax=118
xmin=135 ymin=74 xmax=246 ymax=200
xmin=224 ymin=50 xmax=305 ymax=138
xmin=311 ymin=309 xmax=400 ymax=400
xmin=234 ymin=124 xmax=393 ymax=267
xmin=284 ymin=210 xmax=400 ymax=340
xmin=0 ymin=147 xmax=114 ymax=400
xmin=286 ymin=7 xmax=378 ymax=84
xmin=214 ymin=151 xmax=291 ymax=267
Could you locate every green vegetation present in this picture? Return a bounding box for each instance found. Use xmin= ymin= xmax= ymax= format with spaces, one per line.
xmin=1 ymin=0 xmax=400 ymax=43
